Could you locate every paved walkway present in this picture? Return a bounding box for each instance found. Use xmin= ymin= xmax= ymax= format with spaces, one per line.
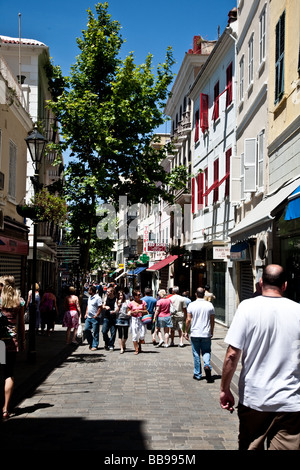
xmin=0 ymin=322 xmax=241 ymax=451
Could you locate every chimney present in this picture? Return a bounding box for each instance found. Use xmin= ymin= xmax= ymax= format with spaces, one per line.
xmin=228 ymin=8 xmax=237 ymax=24
xmin=193 ymin=36 xmax=202 ymax=54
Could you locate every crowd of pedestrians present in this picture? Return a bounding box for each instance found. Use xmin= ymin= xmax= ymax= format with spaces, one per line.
xmin=1 ymin=265 xmax=299 ymax=451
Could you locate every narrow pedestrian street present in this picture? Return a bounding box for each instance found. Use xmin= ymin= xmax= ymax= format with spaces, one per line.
xmin=1 ymin=324 xmax=239 ymax=451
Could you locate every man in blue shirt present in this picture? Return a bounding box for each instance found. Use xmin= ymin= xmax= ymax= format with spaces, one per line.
xmin=141 ymin=288 xmax=157 ymax=344
xmin=84 ymin=285 xmax=102 ymax=350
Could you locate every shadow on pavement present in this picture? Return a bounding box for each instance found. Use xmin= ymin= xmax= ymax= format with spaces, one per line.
xmin=0 ymin=417 xmax=146 ymax=450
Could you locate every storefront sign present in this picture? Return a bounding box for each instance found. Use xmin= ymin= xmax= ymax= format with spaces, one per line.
xmin=213 ymin=246 xmax=230 ymax=260
xmin=148 ymin=242 xmax=167 ymax=252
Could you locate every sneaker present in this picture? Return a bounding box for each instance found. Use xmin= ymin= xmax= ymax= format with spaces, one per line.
xmin=90 ymin=347 xmax=97 ymax=351
xmin=193 ymin=375 xmax=201 ymax=381
xmin=179 ymin=343 xmax=184 ymax=347
xmin=152 ymin=340 xmax=158 ymax=346
xmin=156 ymin=340 xmax=164 ymax=348
xmin=109 ymin=346 xmax=114 ymax=351
xmin=164 ymin=343 xmax=169 ymax=348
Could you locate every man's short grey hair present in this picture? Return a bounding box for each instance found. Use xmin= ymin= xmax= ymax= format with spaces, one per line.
xmin=173 ymin=286 xmax=179 ymax=294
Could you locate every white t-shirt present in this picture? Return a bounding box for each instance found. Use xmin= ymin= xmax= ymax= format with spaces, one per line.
xmin=87 ymin=294 xmax=102 ymax=318
xmin=225 ymin=295 xmax=300 ymax=412
xmin=187 ymin=298 xmax=215 ymax=337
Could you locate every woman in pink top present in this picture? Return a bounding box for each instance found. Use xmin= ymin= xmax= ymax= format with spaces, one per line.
xmin=63 ymin=286 xmax=81 ymax=344
xmin=128 ymin=290 xmax=147 ymax=354
xmin=154 ymin=289 xmax=173 ymax=348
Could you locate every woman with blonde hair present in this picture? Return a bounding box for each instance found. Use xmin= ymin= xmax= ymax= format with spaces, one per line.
xmin=62 ymin=286 xmax=81 ymax=344
xmin=0 ymin=275 xmax=25 ymax=419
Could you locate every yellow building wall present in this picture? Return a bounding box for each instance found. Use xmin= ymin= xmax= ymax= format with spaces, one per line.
xmin=0 ymin=105 xmax=29 ymax=223
xmin=268 ymin=0 xmax=300 ymax=144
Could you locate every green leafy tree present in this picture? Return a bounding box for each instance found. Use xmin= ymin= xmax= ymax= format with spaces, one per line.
xmin=47 ymin=2 xmax=184 ymax=279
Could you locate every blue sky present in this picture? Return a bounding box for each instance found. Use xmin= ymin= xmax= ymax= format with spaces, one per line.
xmin=1 ymin=0 xmax=236 ymax=134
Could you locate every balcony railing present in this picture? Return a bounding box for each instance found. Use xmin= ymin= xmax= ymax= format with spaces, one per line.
xmin=0 ymin=55 xmax=28 ymax=111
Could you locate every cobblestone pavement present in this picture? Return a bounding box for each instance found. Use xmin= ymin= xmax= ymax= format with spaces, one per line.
xmin=0 ymin=323 xmax=240 ymax=451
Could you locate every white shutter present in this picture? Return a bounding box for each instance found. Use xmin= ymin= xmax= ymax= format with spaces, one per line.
xmin=230 ymin=154 xmax=241 ymax=204
xmin=257 ymin=131 xmax=264 ymax=189
xmin=244 ymin=138 xmax=256 ymax=192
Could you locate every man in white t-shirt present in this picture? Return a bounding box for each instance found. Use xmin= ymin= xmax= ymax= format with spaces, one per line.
xmin=185 ymin=287 xmax=215 ymax=382
xmin=220 ymin=264 xmax=300 ymax=450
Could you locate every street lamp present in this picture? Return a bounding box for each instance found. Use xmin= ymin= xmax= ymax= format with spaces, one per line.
xmin=25 ymin=128 xmax=47 ymax=363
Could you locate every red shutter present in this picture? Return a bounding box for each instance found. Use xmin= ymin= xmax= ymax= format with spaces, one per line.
xmin=213 ymin=159 xmax=219 ymax=203
xmin=197 ymin=172 xmax=203 ymax=210
xmin=226 ymin=62 xmax=233 ymax=106
xmin=192 ymin=177 xmax=196 ymax=213
xmin=200 ymin=93 xmax=209 ymax=132
xmin=204 ymin=167 xmax=208 ymax=207
xmin=225 ymin=148 xmax=231 ymax=197
xmin=194 ymin=110 xmax=199 ymax=142
xmin=213 ymin=82 xmax=219 ymax=121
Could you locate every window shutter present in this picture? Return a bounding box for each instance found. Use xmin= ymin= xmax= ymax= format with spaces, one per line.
xmin=257 ymin=131 xmax=264 ymax=189
xmin=197 ymin=171 xmax=203 ymax=210
xmin=244 ymin=138 xmax=256 ymax=192
xmin=230 ymin=153 xmax=241 ymax=203
xmin=213 ymin=158 xmax=219 ymax=203
xmin=275 ymin=11 xmax=285 ymax=103
xmin=194 ymin=110 xmax=199 ymax=142
xmin=192 ymin=177 xmax=196 ymax=213
xmin=213 ymin=82 xmax=219 ymax=121
xmin=225 ymin=148 xmax=231 ymax=197
xmin=9 ymin=141 xmax=17 ymax=199
xmin=204 ymin=167 xmax=208 ymax=207
xmin=200 ymin=93 xmax=209 ymax=132
xmin=226 ymin=62 xmax=233 ymax=106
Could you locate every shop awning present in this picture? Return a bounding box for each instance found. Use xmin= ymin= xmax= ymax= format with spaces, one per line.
xmin=230 ymin=241 xmax=250 ymax=260
xmin=230 ymin=177 xmax=300 ymax=239
xmin=146 ymin=255 xmax=178 ymax=272
xmin=115 ymin=271 xmax=125 ymax=280
xmin=285 ymin=186 xmax=300 ymax=220
xmin=127 ymin=267 xmax=147 ymax=276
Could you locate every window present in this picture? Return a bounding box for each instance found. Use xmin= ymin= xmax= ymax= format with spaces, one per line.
xmin=248 ymin=34 xmax=254 ymax=86
xmin=8 ymin=140 xmax=17 ymax=199
xmin=239 ymin=56 xmax=244 ymax=102
xmin=213 ymin=159 xmax=219 ymax=203
xmin=197 ymin=171 xmax=203 ymax=210
xmin=204 ymin=167 xmax=208 ymax=207
xmin=275 ymin=10 xmax=285 ymax=103
xmin=225 ymin=148 xmax=231 ymax=197
xmin=213 ymin=81 xmax=219 ymax=121
xmin=200 ymin=93 xmax=209 ymax=132
xmin=259 ymin=5 xmax=266 ymax=64
xmin=194 ymin=110 xmax=199 ymax=142
xmin=226 ymin=62 xmax=233 ymax=106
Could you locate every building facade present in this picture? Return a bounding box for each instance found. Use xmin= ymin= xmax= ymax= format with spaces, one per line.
xmin=0 ymin=50 xmax=33 ymax=293
xmin=0 ymin=36 xmax=63 ymax=294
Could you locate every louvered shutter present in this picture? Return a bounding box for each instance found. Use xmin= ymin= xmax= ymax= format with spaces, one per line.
xmin=192 ymin=177 xmax=196 ymax=213
xmin=244 ymin=138 xmax=256 ymax=192
xmin=200 ymin=93 xmax=209 ymax=132
xmin=197 ymin=172 xmax=203 ymax=210
xmin=213 ymin=159 xmax=219 ymax=203
xmin=194 ymin=110 xmax=199 ymax=142
xmin=226 ymin=62 xmax=233 ymax=106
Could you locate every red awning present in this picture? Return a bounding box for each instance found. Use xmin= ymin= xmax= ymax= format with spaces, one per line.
xmin=146 ymin=255 xmax=178 ymax=272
